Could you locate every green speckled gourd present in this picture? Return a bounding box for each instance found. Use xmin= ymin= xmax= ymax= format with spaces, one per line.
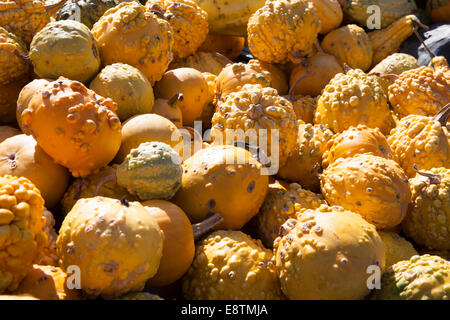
xmin=117 ymin=142 xmax=182 ymax=201
xmin=29 ymin=20 xmax=101 ymax=83
xmin=370 ymin=255 xmax=450 ymax=300
xmin=56 ymin=0 xmax=133 ymax=29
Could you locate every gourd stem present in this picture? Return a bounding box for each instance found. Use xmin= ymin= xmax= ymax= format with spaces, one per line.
xmin=45 ymin=0 xmax=68 ymax=16
xmin=337 ymin=0 xmax=350 ymax=9
xmin=168 ymin=93 xmax=184 ymax=107
xmin=314 ymin=40 xmax=324 ymax=54
xmin=412 ymin=28 xmax=435 ymax=59
xmin=368 ymin=72 xmax=399 ymax=82
xmin=94 ymin=172 xmax=117 ymax=196
xmin=343 ymin=63 xmax=352 ymax=73
xmin=192 ymin=213 xmax=224 ymax=240
xmin=213 ymin=52 xmax=233 ymax=65
xmin=413 ymin=164 xmax=441 ymax=185
xmin=432 ymin=103 xmax=450 ymax=126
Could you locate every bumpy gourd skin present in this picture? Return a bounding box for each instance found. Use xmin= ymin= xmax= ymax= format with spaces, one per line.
xmin=0 ymin=27 xmax=29 ymax=86
xmin=61 ymin=165 xmax=137 ymax=216
xmin=215 ymin=60 xmax=288 ymax=101
xmin=370 ymin=255 xmax=450 ymax=300
xmin=16 ymin=265 xmax=81 ymax=300
xmin=247 ymin=0 xmax=321 ymax=64
xmin=211 ymin=84 xmax=297 ymax=169
xmin=402 ymin=168 xmax=450 ymax=250
xmin=171 ymin=145 xmax=268 ymax=230
xmin=21 ymin=78 xmax=122 ymax=178
xmin=56 ymin=197 xmax=164 ymax=298
xmin=388 ymin=57 xmax=450 ymax=118
xmin=370 ymin=53 xmax=419 ymax=95
xmin=117 ymin=142 xmax=182 ymax=201
xmin=182 ymin=230 xmax=283 ymax=300
xmin=30 ymin=20 xmax=101 ymax=83
xmin=387 ymin=114 xmax=450 ymax=177
xmin=343 ymin=0 xmax=418 ymax=29
xmin=16 ymin=79 xmax=51 ymax=131
xmin=0 ymin=175 xmax=48 ymax=293
xmin=275 ymin=205 xmax=385 ymax=300
xmin=288 ymin=95 xmax=317 ymax=123
xmin=169 ymin=51 xmax=231 ymax=76
xmin=321 ymin=154 xmax=410 ymax=229
xmin=378 ymin=231 xmax=418 ymax=269
xmin=321 ymin=24 xmax=373 ymax=72
xmin=92 ymin=2 xmax=174 ymax=85
xmin=0 ymin=0 xmax=50 ymax=45
xmin=255 ymin=182 xmax=326 ymax=248
xmin=146 ymin=0 xmax=208 ymax=59
xmin=278 ymin=123 xmax=334 ymax=192
xmin=89 ymin=63 xmax=154 ymax=122
xmin=314 ymin=69 xmax=394 ymax=135
xmin=322 ymin=125 xmax=394 ymax=169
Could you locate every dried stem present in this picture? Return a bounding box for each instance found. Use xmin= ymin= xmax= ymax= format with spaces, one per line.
xmin=413 ymin=164 xmax=441 ymax=184
xmin=192 ymin=213 xmax=224 ymax=240
xmin=432 ymin=103 xmax=450 ymax=126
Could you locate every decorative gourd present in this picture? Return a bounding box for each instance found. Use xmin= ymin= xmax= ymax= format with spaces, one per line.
xmin=116 ymin=292 xmax=163 ymax=300
xmin=0 ymin=0 xmax=68 ymax=45
xmin=89 ymin=63 xmax=154 ymax=122
xmin=0 ymin=27 xmax=29 ymax=86
xmin=29 ymin=20 xmax=101 ymax=84
xmin=15 ymin=265 xmax=81 ymax=300
xmin=169 ymin=51 xmax=231 ymax=76
xmin=342 ymin=0 xmax=418 ymax=29
xmin=286 ymin=95 xmax=317 ymax=123
xmin=37 ymin=208 xmax=58 ymax=266
xmin=274 ymin=205 xmax=385 ymax=300
xmin=428 ymin=0 xmax=450 ymax=23
xmin=322 ymin=125 xmax=394 ymax=169
xmin=388 ymin=56 xmax=450 ymax=118
xmin=255 ymin=182 xmax=326 ymax=248
xmin=0 ymin=134 xmax=70 ymax=209
xmin=211 ymin=84 xmax=298 ymax=168
xmin=194 ymin=0 xmax=265 ymax=36
xmin=143 ymin=200 xmax=194 ymax=287
xmin=198 ymin=34 xmax=245 ymax=60
xmin=247 ymin=0 xmax=321 ymax=64
xmin=0 ymin=175 xmax=48 ymax=293
xmin=309 ymin=0 xmax=343 ymax=34
xmin=56 ymin=0 xmax=133 ymax=29
xmin=321 ymin=24 xmax=373 ymax=71
xmin=16 ymin=79 xmax=51 ymax=131
xmin=0 ymin=126 xmax=20 ymax=143
xmin=56 ymin=196 xmax=164 ymax=298
xmin=278 ymin=123 xmax=334 ymax=192
xmin=369 ymin=53 xmax=419 ymax=94
xmin=171 ymin=145 xmax=269 ymax=230
xmin=314 ymin=69 xmax=394 ymax=135
xmin=387 ymin=106 xmax=450 ymax=177
xmin=0 ymin=78 xmax=29 ymax=125
xmin=115 ymin=113 xmax=182 ymax=163
xmin=152 ymin=94 xmax=184 ymax=127
xmin=402 ymin=167 xmax=450 ymax=250
xmin=116 ymin=142 xmax=182 ymax=201
xmin=370 ymin=255 xmax=450 ymax=300
xmin=321 ymin=154 xmax=411 ymax=229
xmin=20 ymin=77 xmax=122 ymax=178
xmin=215 ymin=60 xmax=288 ymax=101
xmin=378 ymin=231 xmax=418 ymax=269
xmin=182 ymin=230 xmax=283 ymax=300
xmin=92 ymin=2 xmax=174 ymax=85
xmin=289 ymin=43 xmax=344 ymax=97
xmin=155 ymin=68 xmax=209 ymax=127
xmin=196 ymin=72 xmax=216 ymax=129
xmin=369 ymin=15 xmax=426 ymax=67
xmin=146 ymin=0 xmax=208 ymax=59
xmin=61 ymin=165 xmax=137 ymax=215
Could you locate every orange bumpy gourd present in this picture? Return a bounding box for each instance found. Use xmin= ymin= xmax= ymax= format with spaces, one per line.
xmin=92 ymin=2 xmax=174 ymax=85
xmin=20 ymin=77 xmax=122 ymax=178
